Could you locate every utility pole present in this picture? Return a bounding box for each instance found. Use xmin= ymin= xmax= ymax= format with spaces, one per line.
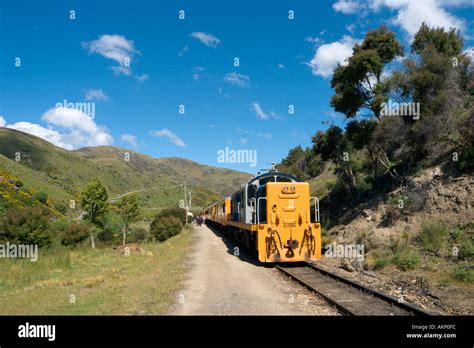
xmin=188 ymin=191 xmax=192 ymax=211
xmin=184 ymin=173 xmax=188 ymax=226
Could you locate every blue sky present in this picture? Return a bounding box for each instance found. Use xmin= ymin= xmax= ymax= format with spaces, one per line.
xmin=1 ymin=0 xmax=473 ymax=174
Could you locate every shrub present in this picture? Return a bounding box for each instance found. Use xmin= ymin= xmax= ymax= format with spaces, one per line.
xmin=0 ymin=206 xmax=52 ymax=247
xmin=393 ymin=248 xmax=421 ymax=271
xmin=150 ymin=216 xmax=183 ymax=242
xmin=33 ymin=191 xmax=48 ymax=205
xmin=459 ymin=240 xmax=474 ymax=260
xmin=128 ymin=222 xmax=150 ymax=243
xmin=419 ymin=222 xmax=448 ymax=253
xmin=54 ymin=201 xmax=68 ymax=215
xmin=365 ymin=249 xmax=392 ymax=270
xmin=451 ymin=267 xmax=474 ymax=283
xmin=61 ymin=222 xmax=91 ymax=247
xmin=154 ymin=208 xmax=187 ymax=225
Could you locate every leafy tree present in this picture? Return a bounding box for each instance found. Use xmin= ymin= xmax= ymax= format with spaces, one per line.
xmin=80 ymin=178 xmax=108 ymax=249
xmin=116 ymin=194 xmax=140 ymax=245
xmin=331 ymin=26 xmax=403 ymax=120
xmin=312 ymin=125 xmax=357 ymax=193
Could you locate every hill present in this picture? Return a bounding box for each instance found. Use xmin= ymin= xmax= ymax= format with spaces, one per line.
xmin=0 ymin=128 xmax=250 ymax=215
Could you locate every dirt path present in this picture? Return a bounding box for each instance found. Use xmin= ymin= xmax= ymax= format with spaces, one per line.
xmin=173 ymin=224 xmax=338 ymax=315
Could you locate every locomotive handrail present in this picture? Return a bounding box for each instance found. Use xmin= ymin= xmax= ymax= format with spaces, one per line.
xmin=256 ymin=197 xmax=267 ymax=224
xmin=249 ymin=198 xmax=257 ymax=223
xmin=311 ymin=197 xmax=320 ymax=222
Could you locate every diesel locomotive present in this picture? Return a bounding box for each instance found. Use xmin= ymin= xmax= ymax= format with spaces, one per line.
xmin=203 ymin=168 xmax=321 ymax=263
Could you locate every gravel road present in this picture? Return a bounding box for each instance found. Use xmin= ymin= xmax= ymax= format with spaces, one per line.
xmin=173 ymin=224 xmax=339 ymax=315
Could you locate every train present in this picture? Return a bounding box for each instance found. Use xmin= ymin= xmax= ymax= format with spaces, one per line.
xmin=203 ymin=167 xmax=321 ymax=263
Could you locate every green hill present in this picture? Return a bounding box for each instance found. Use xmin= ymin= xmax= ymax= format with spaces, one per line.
xmin=0 ymin=128 xmax=250 ymax=215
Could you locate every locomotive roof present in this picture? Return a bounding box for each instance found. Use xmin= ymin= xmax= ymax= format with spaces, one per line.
xmin=247 ymin=171 xmax=299 ymax=185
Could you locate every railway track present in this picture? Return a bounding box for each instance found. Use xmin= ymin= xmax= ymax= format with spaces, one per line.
xmin=276 ymin=263 xmax=432 ymax=316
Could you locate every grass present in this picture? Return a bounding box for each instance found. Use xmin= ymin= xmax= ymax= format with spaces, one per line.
xmin=0 ymin=227 xmax=193 ymax=315
xmin=451 ymin=266 xmax=474 ymax=284
xmin=366 ymin=249 xmax=393 ymax=270
xmin=419 ymin=221 xmax=449 ymax=253
xmin=392 ymin=248 xmax=421 ymax=271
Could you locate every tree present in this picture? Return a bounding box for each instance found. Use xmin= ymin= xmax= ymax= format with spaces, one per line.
xmin=80 ymin=178 xmax=108 ymax=249
xmin=331 ymin=26 xmax=404 ymax=120
xmin=312 ymin=125 xmax=357 ymax=193
xmin=116 ymin=194 xmax=140 ymax=245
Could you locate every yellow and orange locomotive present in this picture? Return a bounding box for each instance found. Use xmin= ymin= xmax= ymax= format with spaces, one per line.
xmin=203 ymin=169 xmax=321 ymax=263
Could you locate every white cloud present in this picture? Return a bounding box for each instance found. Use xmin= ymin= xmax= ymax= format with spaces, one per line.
xmin=190 ymin=32 xmax=221 ymax=48
xmin=250 ymin=102 xmax=280 ymax=120
xmin=239 ymin=138 xmax=247 ymax=145
xmin=178 ymin=45 xmax=189 ymax=57
xmin=306 ymin=35 xmax=357 ymax=78
xmin=346 ymin=0 xmax=470 ymax=37
xmin=6 ymin=106 xmax=114 ymax=150
xmin=251 ymin=102 xmax=269 ymax=120
xmin=257 ymin=132 xmax=272 ymax=140
xmin=135 ymin=74 xmax=149 ymax=82
xmin=224 ymin=72 xmax=250 ymax=87
xmin=388 ymin=0 xmax=465 ymax=37
xmin=0 ymin=116 xmax=5 ymax=127
xmin=277 ymin=64 xmax=286 ymax=69
xmin=84 ymin=88 xmax=108 ymax=102
xmin=121 ymin=134 xmax=140 ymax=149
xmin=305 ymin=37 xmax=322 ymax=44
xmin=333 ymin=0 xmax=362 ymax=14
xmin=151 ymin=128 xmax=186 ymax=147
xmin=6 ymin=122 xmax=70 ymax=148
xmin=191 ymin=66 xmax=207 ymax=82
xmin=82 ymin=34 xmax=146 ymax=78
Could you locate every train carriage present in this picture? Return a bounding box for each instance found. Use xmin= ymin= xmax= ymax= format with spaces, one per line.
xmin=204 ymin=169 xmax=321 ymax=263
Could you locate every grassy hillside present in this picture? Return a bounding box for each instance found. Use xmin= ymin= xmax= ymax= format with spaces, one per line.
xmin=0 ymin=128 xmax=250 ymax=214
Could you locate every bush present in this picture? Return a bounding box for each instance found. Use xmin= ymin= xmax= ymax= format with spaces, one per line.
xmin=459 ymin=240 xmax=474 ymax=260
xmin=54 ymin=201 xmax=68 ymax=215
xmin=365 ymin=249 xmax=392 ymax=270
xmin=451 ymin=267 xmax=474 ymax=283
xmin=0 ymin=206 xmax=52 ymax=248
xmin=154 ymin=208 xmax=187 ymax=225
xmin=129 ymin=222 xmax=150 ymax=243
xmin=393 ymin=248 xmax=421 ymax=271
xmin=150 ymin=216 xmax=183 ymax=242
xmin=60 ymin=222 xmax=91 ymax=247
xmin=33 ymin=191 xmax=48 ymax=205
xmin=419 ymin=222 xmax=448 ymax=253
xmin=451 ymin=266 xmax=474 ymax=283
